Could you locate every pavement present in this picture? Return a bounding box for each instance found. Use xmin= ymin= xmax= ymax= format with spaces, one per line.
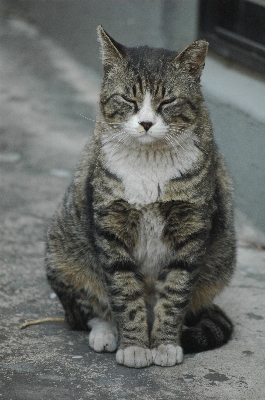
xmin=1 ymin=13 xmax=265 ymax=400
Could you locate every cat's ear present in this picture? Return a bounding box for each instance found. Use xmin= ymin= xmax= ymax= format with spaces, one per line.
xmin=172 ymin=40 xmax=208 ymax=80
xmin=97 ymin=25 xmax=126 ymax=69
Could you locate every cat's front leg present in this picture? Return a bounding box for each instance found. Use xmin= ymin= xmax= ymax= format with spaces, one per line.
xmin=116 ymin=346 xmax=152 ymax=368
xmin=151 ymin=267 xmax=195 ymax=366
xmin=106 ymin=267 xmax=152 ymax=368
xmin=95 ymin=200 xmax=152 ymax=367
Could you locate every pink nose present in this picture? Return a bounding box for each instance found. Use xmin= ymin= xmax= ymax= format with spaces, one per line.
xmin=139 ymin=121 xmax=153 ymax=132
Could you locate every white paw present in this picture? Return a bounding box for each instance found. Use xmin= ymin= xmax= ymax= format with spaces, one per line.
xmin=116 ymin=346 xmax=152 ymax=368
xmin=88 ymin=318 xmax=117 ymax=353
xmin=151 ymin=344 xmax=183 ymax=366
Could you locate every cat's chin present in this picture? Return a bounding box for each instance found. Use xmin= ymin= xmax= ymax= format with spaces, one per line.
xmin=134 ymin=134 xmax=161 ymax=144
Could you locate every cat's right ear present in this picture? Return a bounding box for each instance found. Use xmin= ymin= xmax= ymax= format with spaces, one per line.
xmin=97 ymin=25 xmax=126 ymax=70
xmin=172 ymin=40 xmax=209 ymax=80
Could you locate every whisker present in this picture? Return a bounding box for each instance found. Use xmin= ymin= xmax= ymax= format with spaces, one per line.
xmin=166 ymin=132 xmax=185 ymax=151
xmin=75 ymin=111 xmax=96 ymax=123
xmin=115 ymin=136 xmax=133 ymax=157
xmin=164 ymin=136 xmax=180 ymax=157
xmin=194 ymin=142 xmax=209 ymax=155
xmin=101 ymin=130 xmax=127 ymax=146
xmin=166 ymin=133 xmax=193 ymax=160
xmin=75 ymin=111 xmax=123 ymax=125
xmin=167 ymin=132 xmax=209 ymax=165
xmin=164 ymin=136 xmax=175 ymax=152
xmin=102 ymin=131 xmax=133 ymax=154
xmin=167 ymin=127 xmax=207 ymax=154
xmin=175 ymin=132 xmax=208 ymax=155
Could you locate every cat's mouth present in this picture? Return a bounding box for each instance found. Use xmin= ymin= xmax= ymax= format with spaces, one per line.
xmin=133 ymin=128 xmax=166 ymax=143
xmin=136 ymin=133 xmax=159 ymax=143
xmin=130 ymin=122 xmax=165 ymax=143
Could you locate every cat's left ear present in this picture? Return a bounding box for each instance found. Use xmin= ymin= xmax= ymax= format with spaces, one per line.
xmin=97 ymin=25 xmax=126 ymax=69
xmin=172 ymin=40 xmax=209 ymax=80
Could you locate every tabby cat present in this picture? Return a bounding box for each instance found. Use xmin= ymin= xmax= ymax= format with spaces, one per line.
xmin=45 ymin=26 xmax=236 ymax=368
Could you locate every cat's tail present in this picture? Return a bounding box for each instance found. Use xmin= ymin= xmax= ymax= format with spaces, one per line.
xmin=181 ymin=304 xmax=233 ymax=354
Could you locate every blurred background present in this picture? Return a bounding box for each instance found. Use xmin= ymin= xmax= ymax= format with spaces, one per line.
xmin=1 ymin=0 xmax=265 ymax=234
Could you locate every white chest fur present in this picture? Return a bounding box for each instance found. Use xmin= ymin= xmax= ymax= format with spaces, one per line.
xmin=102 ymin=143 xmax=177 ymax=204
xmin=132 ymin=205 xmax=171 ymax=278
xmin=102 ymin=137 xmax=199 ymax=205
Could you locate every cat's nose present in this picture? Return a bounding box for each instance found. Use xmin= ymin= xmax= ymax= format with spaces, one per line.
xmin=139 ymin=121 xmax=153 ymax=132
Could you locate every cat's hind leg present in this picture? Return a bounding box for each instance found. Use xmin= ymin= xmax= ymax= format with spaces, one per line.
xmin=51 ymin=280 xmax=118 ymax=352
xmin=88 ymin=318 xmax=118 ymax=352
xmin=51 ymin=282 xmax=92 ymax=331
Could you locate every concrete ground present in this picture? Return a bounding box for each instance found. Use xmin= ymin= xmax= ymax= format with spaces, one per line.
xmin=1 ymin=14 xmax=265 ymax=400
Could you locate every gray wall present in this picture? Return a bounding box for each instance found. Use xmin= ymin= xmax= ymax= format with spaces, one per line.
xmin=5 ymin=0 xmax=198 ymax=73
xmin=205 ymin=94 xmax=265 ymax=232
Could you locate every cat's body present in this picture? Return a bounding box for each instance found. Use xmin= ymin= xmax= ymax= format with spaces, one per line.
xmin=45 ymin=26 xmax=236 ymax=368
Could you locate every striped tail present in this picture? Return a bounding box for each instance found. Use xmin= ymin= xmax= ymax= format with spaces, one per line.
xmin=181 ymin=304 xmax=233 ymax=354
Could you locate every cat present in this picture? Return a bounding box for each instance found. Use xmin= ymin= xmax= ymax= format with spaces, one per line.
xmin=45 ymin=25 xmax=236 ymax=368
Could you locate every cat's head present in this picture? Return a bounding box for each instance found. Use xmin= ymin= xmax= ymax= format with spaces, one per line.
xmin=97 ymin=25 xmax=208 ymax=145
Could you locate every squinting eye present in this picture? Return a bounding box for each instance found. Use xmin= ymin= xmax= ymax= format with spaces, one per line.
xmin=121 ymin=95 xmax=136 ymax=104
xmin=121 ymin=95 xmax=138 ymax=112
xmin=157 ymin=97 xmax=177 ymax=113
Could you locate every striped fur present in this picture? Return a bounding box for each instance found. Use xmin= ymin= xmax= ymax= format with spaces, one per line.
xmin=45 ymin=26 xmax=236 ymax=368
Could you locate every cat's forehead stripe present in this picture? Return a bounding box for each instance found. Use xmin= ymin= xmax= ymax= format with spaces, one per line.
xmin=134 ymin=76 xmax=165 ymax=98
xmin=135 ymin=76 xmax=164 ymax=98
xmin=137 ymin=76 xmax=143 ymax=94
